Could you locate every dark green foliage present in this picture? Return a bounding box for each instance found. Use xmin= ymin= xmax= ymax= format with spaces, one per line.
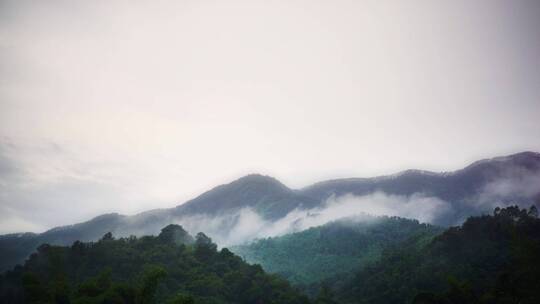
xmin=0 ymin=225 xmax=309 ymax=304
xmin=231 ymin=215 xmax=442 ymax=287
xmin=167 ymin=293 xmax=195 ymax=304
xmin=315 ymin=285 xmax=339 ymax=304
xmin=338 ymin=206 xmax=540 ymax=304
xmin=0 ymin=213 xmax=127 ymax=273
xmin=138 ymin=266 xmax=167 ymax=304
xmin=158 ymin=225 xmax=194 ymax=245
xmin=194 ymin=233 xmax=217 ymax=262
xmin=2 ymin=204 xmax=539 ymax=304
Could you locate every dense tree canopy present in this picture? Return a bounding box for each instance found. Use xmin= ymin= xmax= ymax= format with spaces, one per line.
xmin=231 ymin=215 xmax=442 ymax=289
xmin=1 ymin=206 xmax=539 ymax=304
xmin=0 ymin=225 xmax=309 ymax=304
xmin=337 ymin=206 xmax=540 ymax=304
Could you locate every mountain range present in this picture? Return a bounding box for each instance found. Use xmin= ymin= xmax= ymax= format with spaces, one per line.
xmin=1 ymin=151 xmax=539 ymax=272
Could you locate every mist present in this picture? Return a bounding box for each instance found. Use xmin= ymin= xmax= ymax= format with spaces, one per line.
xmin=473 ymin=169 xmax=540 ymax=210
xmin=166 ymin=168 xmax=540 ymax=246
xmin=169 ymin=191 xmax=451 ymax=246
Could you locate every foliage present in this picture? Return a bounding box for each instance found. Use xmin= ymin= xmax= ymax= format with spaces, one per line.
xmin=2 ymin=205 xmax=539 ymax=304
xmin=337 ymin=206 xmax=540 ymax=304
xmin=0 ymin=224 xmax=309 ymax=304
xmin=231 ymin=215 xmax=442 ymax=288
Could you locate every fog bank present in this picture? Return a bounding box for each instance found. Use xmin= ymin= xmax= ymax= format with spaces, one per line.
xmin=172 ymin=191 xmax=450 ymax=246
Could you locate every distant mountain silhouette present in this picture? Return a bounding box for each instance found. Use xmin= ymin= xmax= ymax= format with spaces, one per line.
xmin=302 ymin=152 xmax=540 ymax=225
xmin=0 ymin=152 xmax=539 ymax=272
xmin=174 ymin=174 xmax=320 ymax=219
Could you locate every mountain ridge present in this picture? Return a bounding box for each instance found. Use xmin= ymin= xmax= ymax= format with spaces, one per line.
xmin=0 ymin=151 xmax=539 ymax=272
xmin=23 ymin=151 xmax=540 ymax=236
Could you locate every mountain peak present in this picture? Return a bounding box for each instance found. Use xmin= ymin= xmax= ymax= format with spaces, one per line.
xmin=232 ymin=173 xmax=287 ymax=188
xmin=177 ymin=174 xmax=304 ymax=217
xmin=213 ymin=173 xmax=291 ymax=197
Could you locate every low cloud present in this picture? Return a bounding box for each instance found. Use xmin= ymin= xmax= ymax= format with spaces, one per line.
xmin=472 ymin=166 xmax=540 ymax=211
xmin=166 ymin=167 xmax=540 ymax=246
xmin=171 ymin=191 xmax=451 ymax=247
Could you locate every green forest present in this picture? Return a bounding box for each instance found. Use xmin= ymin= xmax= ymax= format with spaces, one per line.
xmin=0 ymin=225 xmax=309 ymax=304
xmin=337 ymin=206 xmax=540 ymax=304
xmin=231 ymin=216 xmax=442 ymax=287
xmin=1 ymin=206 xmax=539 ymax=304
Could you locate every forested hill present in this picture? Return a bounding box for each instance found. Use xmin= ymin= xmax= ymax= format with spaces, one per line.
xmin=1 ymin=151 xmax=539 ymax=273
xmin=231 ymin=215 xmax=442 ymax=287
xmin=335 ymin=206 xmax=540 ymax=304
xmin=0 ymin=225 xmax=309 ymax=304
xmin=1 ymin=207 xmax=539 ymax=304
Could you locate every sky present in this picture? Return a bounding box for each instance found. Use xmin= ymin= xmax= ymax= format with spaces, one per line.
xmin=1 ymin=0 xmax=539 ymax=234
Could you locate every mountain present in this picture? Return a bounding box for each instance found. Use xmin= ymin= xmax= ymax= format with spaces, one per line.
xmin=174 ymin=174 xmax=320 ymax=220
xmin=0 ymin=174 xmax=320 ymax=272
xmin=301 ymin=152 xmax=540 ymax=225
xmin=0 ymin=225 xmax=310 ymax=304
xmin=303 ymin=151 xmax=540 ymax=198
xmin=231 ymin=215 xmax=441 ymax=288
xmin=0 ymin=152 xmax=539 ymax=272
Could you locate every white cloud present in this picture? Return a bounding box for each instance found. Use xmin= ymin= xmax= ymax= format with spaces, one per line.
xmin=473 ymin=168 xmax=540 ymax=209
xmin=171 ymin=191 xmax=451 ymax=246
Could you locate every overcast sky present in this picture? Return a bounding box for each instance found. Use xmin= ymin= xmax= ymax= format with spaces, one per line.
xmin=1 ymin=0 xmax=539 ymax=234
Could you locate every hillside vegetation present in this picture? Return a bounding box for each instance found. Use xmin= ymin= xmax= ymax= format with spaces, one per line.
xmin=0 ymin=225 xmax=309 ymax=304
xmin=1 ymin=206 xmax=539 ymax=304
xmin=336 ymin=206 xmax=540 ymax=304
xmin=231 ymin=215 xmax=442 ymax=287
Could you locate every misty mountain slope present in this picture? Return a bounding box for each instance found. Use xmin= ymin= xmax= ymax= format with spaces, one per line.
xmin=300 ymin=151 xmax=540 ymax=225
xmin=230 ymin=215 xmax=442 ymax=286
xmin=0 ymin=152 xmax=538 ymax=273
xmin=302 ymin=151 xmax=540 ymax=199
xmin=0 ymin=213 xmax=127 ymax=272
xmin=0 ymin=233 xmax=40 ymax=276
xmin=174 ymin=174 xmax=320 ymax=220
xmin=38 ymin=213 xmax=126 ymax=244
xmin=0 ymin=175 xmax=320 ymax=272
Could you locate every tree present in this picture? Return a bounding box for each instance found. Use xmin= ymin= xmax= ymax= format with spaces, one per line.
xmin=137 ymin=266 xmax=167 ymax=304
xmin=158 ymin=225 xmax=193 ymax=245
xmin=100 ymin=232 xmax=114 ymax=241
xmin=194 ymin=232 xmax=217 ymax=261
xmin=22 ymin=273 xmax=50 ymax=303
xmin=1 ymin=226 xmax=310 ymax=304
xmin=315 ymin=284 xmax=338 ymax=304
xmin=528 ymin=205 xmax=538 ymax=218
xmin=167 ymin=293 xmax=195 ymax=304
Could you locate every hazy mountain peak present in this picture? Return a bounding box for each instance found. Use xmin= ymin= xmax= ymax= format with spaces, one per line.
xmin=173 ymin=173 xmax=306 ymax=219
xmin=43 ymin=213 xmax=124 ymax=234
xmin=386 ymin=169 xmax=442 ymax=179
xmin=231 ymin=173 xmax=289 ymax=190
